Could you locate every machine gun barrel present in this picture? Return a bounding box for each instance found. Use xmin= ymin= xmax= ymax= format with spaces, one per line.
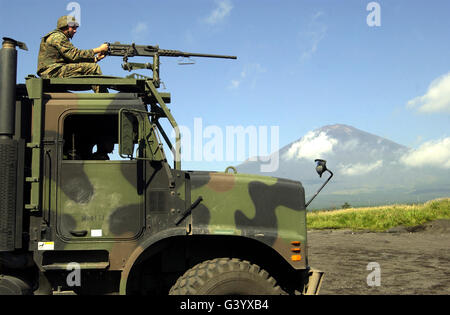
xmin=158 ymin=49 xmax=236 ymax=59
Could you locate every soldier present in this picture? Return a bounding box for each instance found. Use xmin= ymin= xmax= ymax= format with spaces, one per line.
xmin=91 ymin=139 xmax=115 ymax=160
xmin=37 ymin=15 xmax=109 ymax=91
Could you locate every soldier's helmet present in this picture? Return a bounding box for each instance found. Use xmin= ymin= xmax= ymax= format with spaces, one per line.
xmin=57 ymin=15 xmax=80 ymax=29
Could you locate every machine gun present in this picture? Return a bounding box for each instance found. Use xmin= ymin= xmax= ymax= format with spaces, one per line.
xmin=106 ymin=42 xmax=237 ymax=86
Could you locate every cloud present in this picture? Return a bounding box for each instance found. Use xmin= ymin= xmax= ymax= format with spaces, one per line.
xmin=204 ymin=0 xmax=233 ymax=25
xmin=299 ymin=11 xmax=327 ymax=61
xmin=339 ymin=160 xmax=383 ymax=176
xmin=340 ymin=139 xmax=360 ymax=151
xmin=229 ymin=80 xmax=240 ymax=89
xmin=131 ymin=22 xmax=148 ymax=40
xmin=228 ymin=63 xmax=266 ymax=89
xmin=407 ymin=72 xmax=450 ymax=114
xmin=400 ymin=137 xmax=450 ymax=168
xmin=284 ymin=131 xmax=337 ymax=161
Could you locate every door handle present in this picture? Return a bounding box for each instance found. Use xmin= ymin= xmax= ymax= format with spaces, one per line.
xmin=70 ymin=230 xmax=88 ymax=237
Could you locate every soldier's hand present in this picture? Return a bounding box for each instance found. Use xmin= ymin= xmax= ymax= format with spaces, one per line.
xmin=96 ymin=53 xmax=106 ymax=62
xmin=93 ymin=43 xmax=109 ymax=54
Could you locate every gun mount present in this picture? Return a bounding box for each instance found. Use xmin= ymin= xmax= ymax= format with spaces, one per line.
xmin=106 ymin=42 xmax=237 ymax=87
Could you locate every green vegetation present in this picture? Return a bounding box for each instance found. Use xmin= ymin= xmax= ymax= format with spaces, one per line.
xmin=307 ymin=198 xmax=450 ymax=232
xmin=341 ymin=202 xmax=351 ymax=209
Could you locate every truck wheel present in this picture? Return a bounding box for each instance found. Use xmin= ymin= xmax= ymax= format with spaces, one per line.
xmin=0 ymin=275 xmax=32 ymax=295
xmin=169 ymin=258 xmax=286 ymax=295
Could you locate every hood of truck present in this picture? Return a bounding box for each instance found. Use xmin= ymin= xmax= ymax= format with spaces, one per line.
xmin=186 ymin=171 xmax=307 ymax=268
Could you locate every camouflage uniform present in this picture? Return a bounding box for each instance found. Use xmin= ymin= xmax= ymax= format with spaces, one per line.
xmin=37 ymin=29 xmax=102 ymax=78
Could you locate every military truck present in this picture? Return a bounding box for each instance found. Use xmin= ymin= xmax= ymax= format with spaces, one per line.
xmin=0 ymin=37 xmax=332 ymax=295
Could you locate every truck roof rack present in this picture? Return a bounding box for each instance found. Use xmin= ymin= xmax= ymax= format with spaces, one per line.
xmin=25 ymin=75 xmax=148 ymax=93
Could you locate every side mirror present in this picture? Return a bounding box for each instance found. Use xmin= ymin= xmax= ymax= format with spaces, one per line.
xmin=118 ymin=109 xmax=137 ymax=158
xmin=305 ymin=159 xmax=334 ymax=208
xmin=315 ymin=159 xmax=328 ymax=178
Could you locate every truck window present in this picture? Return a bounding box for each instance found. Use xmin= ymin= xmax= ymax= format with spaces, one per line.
xmin=63 ymin=114 xmax=137 ymax=161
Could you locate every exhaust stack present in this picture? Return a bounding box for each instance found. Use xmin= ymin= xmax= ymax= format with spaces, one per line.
xmin=0 ymin=37 xmax=27 ymax=252
xmin=0 ymin=37 xmax=27 ymax=139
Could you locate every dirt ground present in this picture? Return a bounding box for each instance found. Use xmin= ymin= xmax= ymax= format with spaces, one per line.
xmin=307 ymin=219 xmax=450 ymax=295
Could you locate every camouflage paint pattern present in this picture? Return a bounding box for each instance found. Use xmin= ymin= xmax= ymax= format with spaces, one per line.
xmin=188 ymin=172 xmax=307 ymax=266
xmin=24 ymin=77 xmax=310 ymax=294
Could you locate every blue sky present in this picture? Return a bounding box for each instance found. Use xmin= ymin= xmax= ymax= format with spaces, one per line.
xmin=1 ymin=0 xmax=449 ymax=171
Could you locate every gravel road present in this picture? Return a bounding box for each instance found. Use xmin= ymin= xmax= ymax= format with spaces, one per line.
xmin=307 ymin=219 xmax=450 ymax=295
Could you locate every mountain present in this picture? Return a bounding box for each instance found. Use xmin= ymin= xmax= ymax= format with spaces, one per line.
xmin=237 ymin=124 xmax=450 ymax=209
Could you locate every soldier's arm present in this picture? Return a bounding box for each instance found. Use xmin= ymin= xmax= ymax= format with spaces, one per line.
xmin=48 ymin=33 xmax=95 ymax=63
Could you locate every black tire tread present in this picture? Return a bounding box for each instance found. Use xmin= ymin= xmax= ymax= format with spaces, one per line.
xmin=169 ymin=258 xmax=285 ymax=295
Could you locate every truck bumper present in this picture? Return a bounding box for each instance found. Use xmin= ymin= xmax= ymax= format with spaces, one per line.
xmin=304 ymin=268 xmax=325 ymax=295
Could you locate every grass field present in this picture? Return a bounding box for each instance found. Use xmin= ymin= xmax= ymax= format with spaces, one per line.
xmin=307 ymin=198 xmax=450 ymax=232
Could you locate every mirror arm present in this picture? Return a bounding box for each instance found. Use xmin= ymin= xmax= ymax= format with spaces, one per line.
xmin=305 ymin=170 xmax=333 ymax=208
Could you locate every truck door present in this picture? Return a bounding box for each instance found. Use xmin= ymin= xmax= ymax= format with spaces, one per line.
xmin=56 ymin=113 xmax=144 ymax=241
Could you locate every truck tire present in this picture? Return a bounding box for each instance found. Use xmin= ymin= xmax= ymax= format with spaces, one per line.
xmin=0 ymin=275 xmax=32 ymax=295
xmin=169 ymin=258 xmax=286 ymax=295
